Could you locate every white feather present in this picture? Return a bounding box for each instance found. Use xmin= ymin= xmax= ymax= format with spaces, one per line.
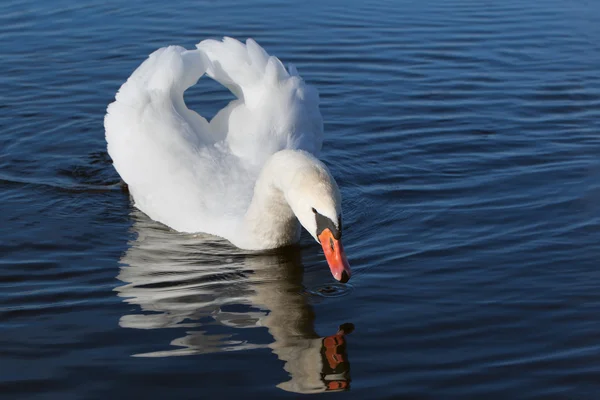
xmin=105 ymin=37 xmax=334 ymax=249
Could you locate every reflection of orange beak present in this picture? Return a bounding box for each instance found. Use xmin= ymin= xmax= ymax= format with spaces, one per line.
xmin=327 ymin=380 xmax=349 ymax=391
xmin=318 ymin=228 xmax=351 ymax=283
xmin=322 ymin=325 xmax=352 ymax=392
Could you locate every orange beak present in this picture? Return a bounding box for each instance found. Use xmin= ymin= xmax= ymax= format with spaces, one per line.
xmin=318 ymin=228 xmax=351 ymax=283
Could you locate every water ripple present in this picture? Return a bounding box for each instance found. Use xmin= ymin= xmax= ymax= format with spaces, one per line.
xmin=2 ymin=0 xmax=600 ymax=397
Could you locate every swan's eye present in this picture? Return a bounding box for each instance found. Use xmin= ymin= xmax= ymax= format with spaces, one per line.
xmin=329 ymin=237 xmax=335 ymax=252
xmin=312 ymin=207 xmax=317 ymax=214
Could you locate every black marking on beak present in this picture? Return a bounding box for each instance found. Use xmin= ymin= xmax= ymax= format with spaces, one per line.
xmin=339 ymin=270 xmax=350 ymax=283
xmin=313 ymin=208 xmax=342 ymax=239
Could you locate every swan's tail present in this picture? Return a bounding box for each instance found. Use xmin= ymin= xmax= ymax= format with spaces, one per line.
xmin=196 ymin=37 xmax=299 ymax=108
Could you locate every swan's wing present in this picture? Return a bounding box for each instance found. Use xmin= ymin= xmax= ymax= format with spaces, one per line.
xmin=105 ymin=46 xmax=254 ymax=236
xmin=197 ymin=37 xmax=324 ymax=166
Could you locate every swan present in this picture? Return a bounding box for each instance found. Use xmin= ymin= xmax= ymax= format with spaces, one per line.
xmin=105 ymin=37 xmax=351 ymax=282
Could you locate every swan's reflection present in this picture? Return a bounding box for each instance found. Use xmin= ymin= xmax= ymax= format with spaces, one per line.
xmin=115 ymin=209 xmax=352 ymax=393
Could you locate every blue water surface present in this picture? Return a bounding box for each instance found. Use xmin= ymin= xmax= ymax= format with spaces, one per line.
xmin=2 ymin=0 xmax=600 ymax=398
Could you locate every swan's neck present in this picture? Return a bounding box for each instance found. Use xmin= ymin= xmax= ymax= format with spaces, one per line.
xmin=240 ymin=151 xmax=304 ymax=250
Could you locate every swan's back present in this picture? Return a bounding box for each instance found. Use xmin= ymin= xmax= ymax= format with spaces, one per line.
xmin=104 ymin=38 xmax=323 ymax=238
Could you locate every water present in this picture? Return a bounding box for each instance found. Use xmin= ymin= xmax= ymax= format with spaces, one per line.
xmin=2 ymin=0 xmax=600 ymax=397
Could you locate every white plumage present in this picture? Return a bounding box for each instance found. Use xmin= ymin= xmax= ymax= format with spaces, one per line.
xmin=105 ymin=37 xmax=343 ymax=251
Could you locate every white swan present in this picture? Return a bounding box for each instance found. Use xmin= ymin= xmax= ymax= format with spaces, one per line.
xmin=105 ymin=37 xmax=351 ymax=282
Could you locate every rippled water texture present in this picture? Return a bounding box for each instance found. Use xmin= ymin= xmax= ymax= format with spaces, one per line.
xmin=2 ymin=0 xmax=600 ymax=397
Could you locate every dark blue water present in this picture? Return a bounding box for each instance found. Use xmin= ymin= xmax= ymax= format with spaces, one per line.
xmin=2 ymin=0 xmax=600 ymax=397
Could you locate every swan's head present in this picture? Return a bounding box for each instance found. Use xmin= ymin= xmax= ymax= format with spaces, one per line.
xmin=284 ymin=156 xmax=351 ymax=283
